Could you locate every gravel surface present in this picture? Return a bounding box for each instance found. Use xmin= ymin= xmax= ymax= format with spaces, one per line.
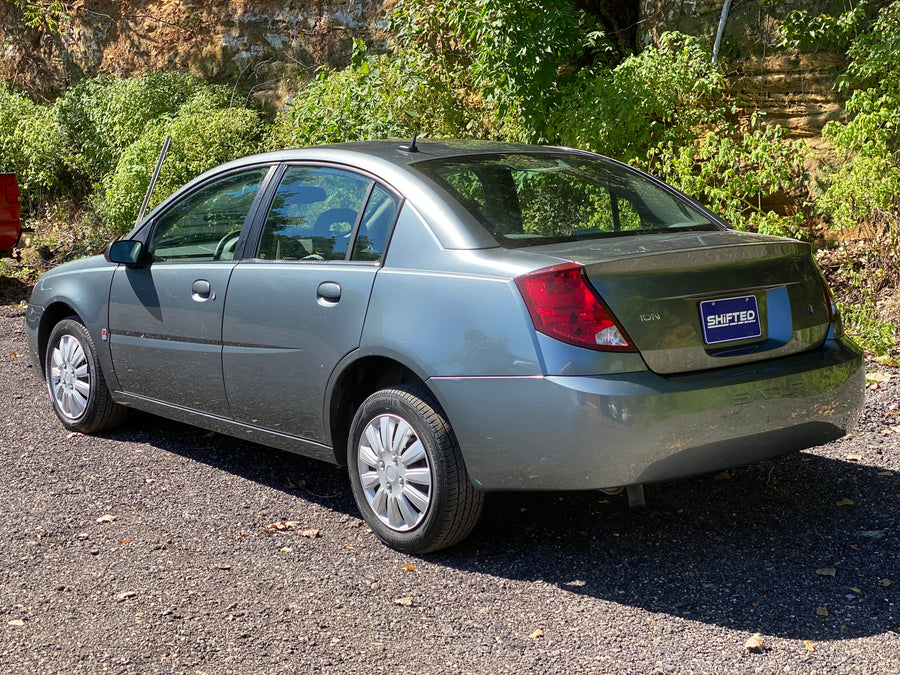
xmin=1 ymin=305 xmax=898 ymax=674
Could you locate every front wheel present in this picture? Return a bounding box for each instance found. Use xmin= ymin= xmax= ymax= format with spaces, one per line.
xmin=348 ymin=384 xmax=484 ymax=554
xmin=45 ymin=318 xmax=126 ymax=433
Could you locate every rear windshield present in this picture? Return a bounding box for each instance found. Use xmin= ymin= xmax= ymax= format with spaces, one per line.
xmin=412 ymin=152 xmax=722 ymax=248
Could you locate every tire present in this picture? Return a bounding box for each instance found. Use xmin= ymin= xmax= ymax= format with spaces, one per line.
xmin=348 ymin=384 xmax=484 ymax=554
xmin=45 ymin=318 xmax=127 ymax=433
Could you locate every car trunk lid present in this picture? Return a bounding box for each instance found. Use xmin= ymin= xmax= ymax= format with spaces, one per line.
xmin=532 ymin=230 xmax=832 ymax=374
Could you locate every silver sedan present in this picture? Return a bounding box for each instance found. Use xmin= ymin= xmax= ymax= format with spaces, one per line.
xmin=27 ymin=141 xmax=865 ymax=553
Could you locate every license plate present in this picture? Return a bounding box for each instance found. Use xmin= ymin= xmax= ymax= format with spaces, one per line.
xmin=699 ymin=295 xmax=762 ymax=345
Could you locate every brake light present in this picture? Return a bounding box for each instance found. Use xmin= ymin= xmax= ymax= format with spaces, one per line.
xmin=515 ymin=263 xmax=636 ymax=351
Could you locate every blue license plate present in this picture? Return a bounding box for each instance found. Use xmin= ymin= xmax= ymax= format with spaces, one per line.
xmin=699 ymin=295 xmax=762 ymax=345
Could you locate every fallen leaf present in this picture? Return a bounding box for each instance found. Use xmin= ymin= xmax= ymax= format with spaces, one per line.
xmin=116 ymin=591 xmax=136 ymax=602
xmin=118 ymin=538 xmax=133 ymax=545
xmin=394 ymin=597 xmax=413 ymax=607
xmin=285 ymin=521 xmax=302 ymax=529
xmin=879 ymin=579 xmax=892 ymax=588
xmin=835 ymin=498 xmax=855 ymax=506
xmin=816 ymin=567 xmax=837 ymax=578
xmin=804 ymin=640 xmax=815 ymax=652
xmin=280 ymin=546 xmax=293 ymax=553
xmin=529 ymin=628 xmax=545 ymax=640
xmin=849 ymin=545 xmax=861 ymax=551
xmin=8 ymin=619 xmax=24 ymax=627
xmin=96 ymin=514 xmax=116 ymax=524
xmin=345 ymin=544 xmax=356 ymax=551
xmin=713 ymin=471 xmax=732 ymax=481
xmin=846 ymin=453 xmax=862 ymax=462
xmin=298 ymin=529 xmax=319 ymax=539
xmin=216 ymin=564 xmax=232 ymax=570
xmin=816 ymin=606 xmax=829 ymax=617
xmin=745 ymin=633 xmax=765 ymax=653
xmin=850 ymin=587 xmax=862 ymax=594
xmin=867 ymin=371 xmax=893 ymax=384
xmin=882 ymin=429 xmax=895 ymax=436
xmin=403 ymin=563 xmax=415 ymax=572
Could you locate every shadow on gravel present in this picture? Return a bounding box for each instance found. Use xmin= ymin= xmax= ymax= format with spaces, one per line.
xmin=109 ymin=413 xmax=898 ymax=642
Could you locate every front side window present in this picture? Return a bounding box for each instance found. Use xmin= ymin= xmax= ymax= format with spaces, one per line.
xmin=257 ymin=166 xmax=371 ymax=261
xmin=413 ymin=153 xmax=721 ymax=248
xmin=148 ymin=168 xmax=268 ymax=262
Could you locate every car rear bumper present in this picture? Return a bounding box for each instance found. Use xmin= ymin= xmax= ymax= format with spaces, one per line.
xmin=428 ymin=336 xmax=865 ymax=490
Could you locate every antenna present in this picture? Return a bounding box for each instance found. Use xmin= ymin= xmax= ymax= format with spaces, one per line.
xmin=398 ymin=130 xmax=419 ymax=153
xmin=135 ymin=135 xmax=171 ymax=226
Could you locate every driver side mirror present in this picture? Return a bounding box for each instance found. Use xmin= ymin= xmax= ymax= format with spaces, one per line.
xmin=105 ymin=240 xmax=146 ymax=267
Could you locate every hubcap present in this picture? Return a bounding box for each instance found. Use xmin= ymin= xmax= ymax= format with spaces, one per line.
xmin=357 ymin=413 xmax=432 ymax=532
xmin=49 ymin=334 xmax=91 ymax=420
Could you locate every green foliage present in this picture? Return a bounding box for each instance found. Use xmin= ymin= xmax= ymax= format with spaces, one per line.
xmin=9 ymin=0 xmax=67 ymax=32
xmin=0 ymin=85 xmax=66 ymax=205
xmin=277 ymin=39 xmax=470 ymax=147
xmin=818 ymin=1 xmax=900 ymax=254
xmin=96 ymin=104 xmax=263 ymax=234
xmin=549 ymin=33 xmax=725 ymax=162
xmin=54 ymin=72 xmax=231 ymax=191
xmin=548 ymin=33 xmax=806 ymax=236
xmin=811 ymin=0 xmax=900 ymax=353
xmin=390 ymin=0 xmax=597 ymax=142
xmin=650 ymin=114 xmax=807 ymax=236
xmin=2 ymin=73 xmax=264 ymax=238
xmin=778 ymin=1 xmax=868 ymax=52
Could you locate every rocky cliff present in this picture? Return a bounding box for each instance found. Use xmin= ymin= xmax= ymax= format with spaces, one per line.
xmin=0 ymin=0 xmax=385 ymax=106
xmin=0 ymin=0 xmax=848 ymax=134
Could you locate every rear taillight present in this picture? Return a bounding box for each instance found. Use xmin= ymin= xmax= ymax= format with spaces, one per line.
xmin=515 ymin=263 xmax=636 ymax=352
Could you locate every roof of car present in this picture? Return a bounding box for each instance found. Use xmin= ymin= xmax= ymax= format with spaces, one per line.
xmin=139 ymin=140 xmax=584 ymax=248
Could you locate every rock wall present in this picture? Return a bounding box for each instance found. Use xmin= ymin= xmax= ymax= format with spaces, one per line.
xmin=0 ymin=0 xmax=386 ymax=105
xmin=638 ymin=0 xmax=852 ymax=136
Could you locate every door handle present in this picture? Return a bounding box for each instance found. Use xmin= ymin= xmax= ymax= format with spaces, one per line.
xmin=191 ymin=279 xmax=214 ymax=301
xmin=316 ymin=281 xmax=341 ymax=306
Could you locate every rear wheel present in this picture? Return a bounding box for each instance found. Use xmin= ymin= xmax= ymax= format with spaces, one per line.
xmin=45 ymin=318 xmax=126 ymax=433
xmin=348 ymin=384 xmax=483 ymax=554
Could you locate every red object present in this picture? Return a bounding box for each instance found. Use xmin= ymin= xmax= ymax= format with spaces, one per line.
xmin=515 ymin=262 xmax=636 ymax=351
xmin=0 ymin=173 xmax=22 ymax=251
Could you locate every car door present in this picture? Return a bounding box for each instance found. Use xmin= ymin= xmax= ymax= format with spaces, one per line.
xmin=107 ymin=167 xmax=271 ymax=415
xmin=222 ymin=164 xmax=398 ymax=442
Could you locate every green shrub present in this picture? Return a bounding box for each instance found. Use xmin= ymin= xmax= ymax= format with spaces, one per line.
xmin=96 ymin=104 xmax=263 ymax=234
xmin=650 ymin=115 xmax=808 ymax=236
xmin=391 ymin=0 xmax=594 ymax=142
xmin=548 ymin=33 xmax=806 ymax=236
xmin=819 ymin=0 xmax=900 ymax=236
xmin=275 ymin=39 xmax=472 ymax=148
xmin=549 ymin=33 xmax=725 ymax=162
xmin=814 ymin=0 xmax=900 ymax=353
xmin=54 ymin=72 xmax=229 ymax=192
xmin=0 ymin=86 xmax=67 ymax=206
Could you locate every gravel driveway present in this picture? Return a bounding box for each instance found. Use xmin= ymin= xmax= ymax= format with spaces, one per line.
xmin=1 ymin=305 xmax=897 ymax=674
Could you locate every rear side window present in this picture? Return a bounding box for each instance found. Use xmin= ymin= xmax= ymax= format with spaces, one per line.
xmin=257 ymin=166 xmax=371 ymax=261
xmin=352 ymin=185 xmax=397 ymax=262
xmin=413 ymin=153 xmax=720 ymax=248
